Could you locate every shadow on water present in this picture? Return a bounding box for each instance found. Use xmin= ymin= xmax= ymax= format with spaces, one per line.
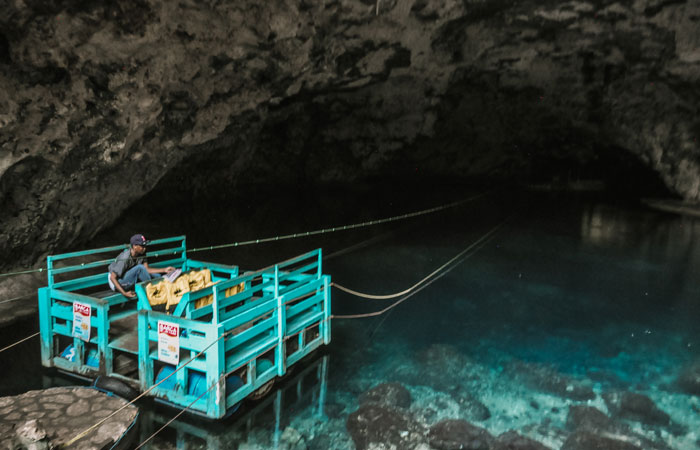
xmin=3 ymin=184 xmax=700 ymax=448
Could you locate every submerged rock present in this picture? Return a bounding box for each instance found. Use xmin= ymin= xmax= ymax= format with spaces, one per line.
xmin=346 ymin=403 xmax=426 ymax=450
xmin=279 ymin=427 xmax=307 ymax=450
xmin=415 ymin=344 xmax=483 ymax=391
xmin=561 ymin=431 xmax=642 ymax=450
xmin=565 ymin=405 xmax=673 ymax=450
xmin=453 ymin=390 xmax=491 ymax=422
xmin=602 ymin=391 xmax=670 ymax=426
xmin=508 ymin=361 xmax=595 ymax=401
xmin=427 ymin=419 xmax=494 ymax=450
xmin=359 ymin=382 xmax=412 ymax=409
xmin=493 ymin=431 xmax=551 ymax=450
xmin=676 ymin=362 xmax=700 ymax=395
xmin=566 ymin=405 xmax=615 ymax=431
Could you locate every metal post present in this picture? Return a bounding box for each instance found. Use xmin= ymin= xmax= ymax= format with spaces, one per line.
xmin=323 ymin=276 xmax=331 ymax=344
xmin=97 ymin=306 xmax=110 ymax=374
xmin=275 ymin=265 xmax=286 ymax=376
xmin=138 ymin=310 xmax=151 ymax=391
xmin=38 ymin=287 xmax=54 ymax=367
xmin=47 ymin=256 xmax=54 ymax=288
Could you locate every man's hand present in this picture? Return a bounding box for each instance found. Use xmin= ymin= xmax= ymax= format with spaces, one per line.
xmin=164 ymin=266 xmax=176 ymax=273
xmin=125 ymin=291 xmax=137 ymax=299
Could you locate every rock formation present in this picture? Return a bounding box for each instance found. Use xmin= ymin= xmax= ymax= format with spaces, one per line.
xmin=1 ymin=0 xmax=699 ymax=267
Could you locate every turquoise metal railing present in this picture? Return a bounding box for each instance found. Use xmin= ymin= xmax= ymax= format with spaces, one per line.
xmin=135 ymin=248 xmax=331 ymax=418
xmin=38 ymin=236 xmax=331 ymax=419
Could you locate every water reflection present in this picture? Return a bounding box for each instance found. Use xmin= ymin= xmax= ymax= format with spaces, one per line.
xmin=140 ymin=355 xmax=329 ymax=449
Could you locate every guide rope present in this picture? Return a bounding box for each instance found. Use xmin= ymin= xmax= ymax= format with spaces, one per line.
xmin=0 ymin=191 xmax=489 ymax=281
xmin=0 ymin=293 xmax=35 ymax=305
xmin=331 ymin=215 xmax=509 ymax=317
xmin=186 ymin=191 xmax=489 ymax=253
xmin=0 ymin=332 xmax=40 ymax=354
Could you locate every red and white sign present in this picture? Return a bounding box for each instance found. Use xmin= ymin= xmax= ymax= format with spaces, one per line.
xmin=72 ymin=302 xmax=91 ymax=342
xmin=158 ymin=320 xmax=179 ymax=365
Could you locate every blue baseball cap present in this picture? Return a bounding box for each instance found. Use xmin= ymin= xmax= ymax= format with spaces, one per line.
xmin=130 ymin=234 xmax=148 ymax=247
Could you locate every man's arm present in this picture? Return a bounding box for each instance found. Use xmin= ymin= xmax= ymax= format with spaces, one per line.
xmin=143 ymin=262 xmax=175 ymax=274
xmin=110 ymin=272 xmax=136 ymax=298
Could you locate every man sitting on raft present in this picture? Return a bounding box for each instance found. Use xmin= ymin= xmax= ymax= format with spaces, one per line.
xmin=108 ymin=234 xmax=175 ymax=298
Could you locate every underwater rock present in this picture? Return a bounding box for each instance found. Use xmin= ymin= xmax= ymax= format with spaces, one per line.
xmin=561 ymin=431 xmax=642 ymax=450
xmin=427 ymin=419 xmax=494 ymax=450
xmin=346 ymin=403 xmax=426 ymax=450
xmin=279 ymin=427 xmax=307 ymax=450
xmin=508 ymin=362 xmax=595 ymax=401
xmin=676 ymin=363 xmax=700 ymax=395
xmin=493 ymin=431 xmax=551 ymax=450
xmin=322 ymin=402 xmax=345 ymax=419
xmin=602 ymin=391 xmax=670 ymax=426
xmin=453 ymin=391 xmax=491 ymax=422
xmin=565 ymin=405 xmax=614 ymax=431
xmin=359 ymin=382 xmax=412 ymax=409
xmin=414 ymin=344 xmax=485 ymax=391
xmin=564 ymin=405 xmax=673 ymax=450
xmin=585 ymin=368 xmax=627 ymax=388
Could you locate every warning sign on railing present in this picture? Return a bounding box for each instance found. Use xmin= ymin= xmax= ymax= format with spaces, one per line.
xmin=158 ymin=321 xmax=180 ymax=365
xmin=72 ymin=302 xmax=91 ymax=341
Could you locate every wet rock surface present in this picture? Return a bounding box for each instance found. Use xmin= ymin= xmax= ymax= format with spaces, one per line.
xmin=508 ymin=361 xmax=595 ymax=401
xmin=453 ymin=390 xmax=491 ymax=422
xmin=2 ymin=0 xmax=700 ymax=271
xmin=427 ymin=419 xmax=494 ymax=450
xmin=561 ymin=430 xmax=642 ymax=450
xmin=346 ymin=403 xmax=426 ymax=450
xmin=359 ymin=381 xmax=412 ymax=409
xmin=493 ymin=431 xmax=552 ymax=450
xmin=0 ymin=386 xmax=138 ymax=450
xmin=676 ymin=362 xmax=700 ymax=396
xmin=565 ymin=405 xmax=672 ymax=450
xmin=602 ymin=391 xmax=670 ymax=426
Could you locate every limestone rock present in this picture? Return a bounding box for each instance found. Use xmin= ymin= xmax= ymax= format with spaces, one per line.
xmin=565 ymin=405 xmax=672 ymax=450
xmin=602 ymin=391 xmax=670 ymax=426
xmin=427 ymin=419 xmax=494 ymax=450
xmin=453 ymin=391 xmax=491 ymax=422
xmin=359 ymin=382 xmax=412 ymax=409
xmin=2 ymin=0 xmax=699 ymax=276
xmin=14 ymin=420 xmax=50 ymax=450
xmin=493 ymin=431 xmax=551 ymax=450
xmin=676 ymin=362 xmax=700 ymax=395
xmin=508 ymin=361 xmax=595 ymax=401
xmin=561 ymin=431 xmax=642 ymax=450
xmin=346 ymin=403 xmax=426 ymax=450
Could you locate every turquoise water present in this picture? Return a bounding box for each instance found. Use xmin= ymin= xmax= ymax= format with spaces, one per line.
xmin=2 ymin=187 xmax=700 ymax=449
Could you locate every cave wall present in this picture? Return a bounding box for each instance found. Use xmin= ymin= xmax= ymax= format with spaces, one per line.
xmin=1 ymin=0 xmax=699 ymax=268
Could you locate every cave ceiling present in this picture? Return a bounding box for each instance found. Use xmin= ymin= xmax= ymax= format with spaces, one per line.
xmin=0 ymin=0 xmax=699 ymax=266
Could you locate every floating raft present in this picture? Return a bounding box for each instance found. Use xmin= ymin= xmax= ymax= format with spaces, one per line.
xmin=38 ymin=235 xmax=332 ymax=419
xmin=0 ymin=386 xmax=138 ymax=449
